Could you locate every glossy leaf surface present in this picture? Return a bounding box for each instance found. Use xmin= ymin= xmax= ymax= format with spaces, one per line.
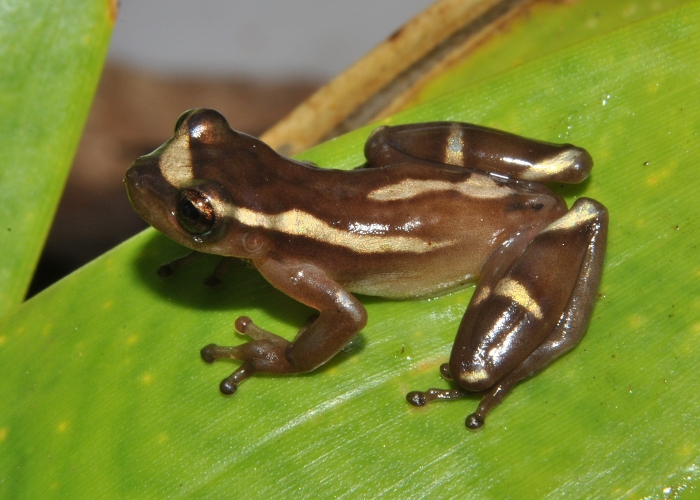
xmin=1 ymin=2 xmax=699 ymax=498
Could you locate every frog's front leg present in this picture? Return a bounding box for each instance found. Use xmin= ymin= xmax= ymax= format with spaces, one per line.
xmin=157 ymin=251 xmax=233 ymax=286
xmin=201 ymin=258 xmax=367 ymax=395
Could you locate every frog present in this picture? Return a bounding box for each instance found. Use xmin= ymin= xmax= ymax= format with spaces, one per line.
xmin=125 ymin=108 xmax=608 ymax=429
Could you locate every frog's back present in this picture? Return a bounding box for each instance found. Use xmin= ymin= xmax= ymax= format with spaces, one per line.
xmin=257 ymin=163 xmax=566 ymax=299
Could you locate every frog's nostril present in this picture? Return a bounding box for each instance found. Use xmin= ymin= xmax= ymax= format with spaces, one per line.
xmin=124 ymin=168 xmax=140 ymax=188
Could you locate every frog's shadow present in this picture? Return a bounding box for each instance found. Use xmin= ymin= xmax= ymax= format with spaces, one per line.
xmin=552 ymin=175 xmax=592 ymax=199
xmin=133 ymin=232 xmax=369 ymax=369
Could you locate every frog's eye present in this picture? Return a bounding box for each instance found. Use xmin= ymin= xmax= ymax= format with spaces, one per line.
xmin=176 ymin=188 xmax=216 ymax=236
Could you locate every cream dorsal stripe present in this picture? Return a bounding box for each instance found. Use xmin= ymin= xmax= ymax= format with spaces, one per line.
xmin=367 ymin=176 xmax=516 ymax=202
xmin=227 ymin=206 xmax=453 ymax=254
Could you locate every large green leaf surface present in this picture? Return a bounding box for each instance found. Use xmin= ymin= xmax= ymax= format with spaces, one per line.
xmin=2 ymin=2 xmax=700 ymax=498
xmin=406 ymin=0 xmax=695 ymax=107
xmin=0 ymin=0 xmax=114 ymax=315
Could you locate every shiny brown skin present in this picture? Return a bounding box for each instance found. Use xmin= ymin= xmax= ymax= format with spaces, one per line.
xmin=125 ymin=109 xmax=607 ymax=429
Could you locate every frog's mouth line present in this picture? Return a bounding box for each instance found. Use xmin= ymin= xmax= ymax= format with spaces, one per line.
xmin=125 ymin=162 xmax=178 ymax=234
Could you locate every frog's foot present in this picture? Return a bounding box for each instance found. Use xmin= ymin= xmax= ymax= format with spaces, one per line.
xmin=406 ymin=388 xmax=491 ymax=429
xmin=406 ymin=363 xmax=464 ymax=405
xmin=200 ymin=316 xmax=294 ymax=395
xmin=202 ymin=257 xmax=233 ymax=286
xmin=407 ymin=362 xmax=489 ymax=428
xmin=407 ymin=367 xmax=518 ymax=429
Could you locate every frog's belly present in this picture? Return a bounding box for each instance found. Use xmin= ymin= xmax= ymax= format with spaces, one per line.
xmin=339 ymin=240 xmax=489 ymax=299
xmin=345 ymin=269 xmax=478 ymax=299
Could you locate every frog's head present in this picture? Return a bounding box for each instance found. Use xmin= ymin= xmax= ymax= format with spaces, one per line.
xmin=125 ymin=108 xmax=270 ymax=258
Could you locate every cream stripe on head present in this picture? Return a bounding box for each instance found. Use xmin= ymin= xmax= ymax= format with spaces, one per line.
xmin=158 ymin=133 xmax=194 ymax=187
xmin=228 ymin=206 xmax=452 ymax=254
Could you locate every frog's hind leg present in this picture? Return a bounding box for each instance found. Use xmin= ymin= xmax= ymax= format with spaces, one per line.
xmin=407 ymin=198 xmax=608 ymax=430
xmin=407 ymin=281 xmax=605 ymax=430
xmin=464 ymin=280 xmax=606 ymax=430
xmin=471 ymin=198 xmax=608 ymax=428
xmin=364 ymin=122 xmax=592 ymax=183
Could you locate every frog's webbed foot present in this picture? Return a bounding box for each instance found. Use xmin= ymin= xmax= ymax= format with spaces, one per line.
xmin=406 ymin=386 xmax=496 ymax=429
xmin=407 ymin=363 xmax=471 ymax=418
xmin=157 ymin=251 xmax=232 ymax=286
xmin=200 ymin=316 xmax=294 ymax=395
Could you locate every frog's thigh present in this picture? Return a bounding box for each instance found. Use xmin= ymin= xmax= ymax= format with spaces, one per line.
xmin=255 ymin=258 xmax=368 ymax=373
xmin=452 ymin=197 xmax=608 ymax=390
xmin=364 ymin=122 xmax=592 ymax=183
xmin=459 ymin=199 xmax=607 ymax=426
xmin=469 ymin=276 xmax=604 ymax=425
xmin=500 ymin=200 xmax=608 ymax=382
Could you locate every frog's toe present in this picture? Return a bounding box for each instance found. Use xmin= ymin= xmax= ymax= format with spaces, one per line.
xmin=200 ymin=343 xmax=237 ymax=363
xmin=218 ymin=362 xmax=256 ymax=395
xmin=220 ymin=378 xmax=238 ymax=395
xmin=465 ymin=412 xmax=485 ymax=429
xmin=200 ymin=344 xmax=217 ymax=363
xmin=235 ymin=316 xmax=287 ymax=345
xmin=406 ymin=387 xmax=467 ymax=406
xmin=156 ymin=263 xmax=175 ymax=277
xmin=406 ymin=391 xmax=427 ymax=406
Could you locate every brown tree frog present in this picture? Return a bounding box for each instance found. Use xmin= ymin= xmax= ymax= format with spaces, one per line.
xmin=125 ymin=109 xmax=607 ymax=429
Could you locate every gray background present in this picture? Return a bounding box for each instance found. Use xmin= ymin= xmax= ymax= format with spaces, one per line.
xmin=108 ymin=1 xmax=435 ymax=79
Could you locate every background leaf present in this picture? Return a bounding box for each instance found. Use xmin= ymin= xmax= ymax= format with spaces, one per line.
xmin=0 ymin=0 xmax=115 ymax=315
xmin=2 ymin=2 xmax=699 ymax=498
xmin=401 ymin=0 xmax=695 ymax=108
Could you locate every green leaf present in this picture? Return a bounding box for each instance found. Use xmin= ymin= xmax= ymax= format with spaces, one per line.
xmin=0 ymin=0 xmax=114 ymax=315
xmin=406 ymin=0 xmax=696 ymax=106
xmin=2 ymin=2 xmax=699 ymax=498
